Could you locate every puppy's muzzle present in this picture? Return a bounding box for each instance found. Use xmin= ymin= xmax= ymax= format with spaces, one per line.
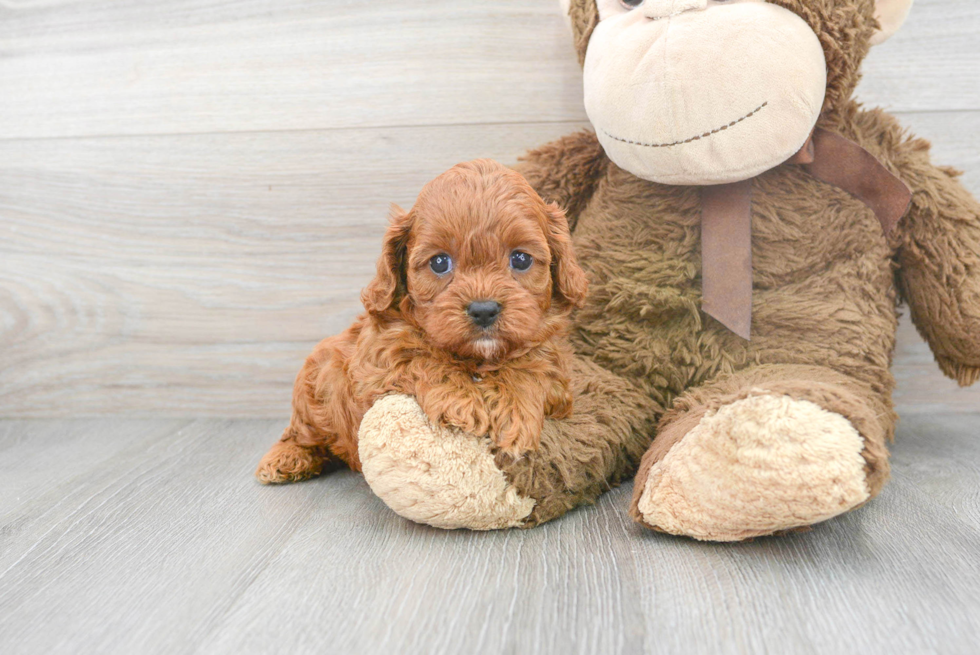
xmin=467 ymin=300 xmax=501 ymax=328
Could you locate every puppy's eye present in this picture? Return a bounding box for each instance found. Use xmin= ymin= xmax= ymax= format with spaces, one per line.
xmin=510 ymin=251 xmax=532 ymax=271
xmin=429 ymin=253 xmax=453 ymax=275
xmin=619 ymin=0 xmax=643 ymax=8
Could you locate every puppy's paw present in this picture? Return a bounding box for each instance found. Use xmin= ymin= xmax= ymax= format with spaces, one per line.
xmin=255 ymin=441 xmax=323 ymax=484
xmin=449 ymin=408 xmax=491 ymax=437
xmin=426 ymin=391 xmax=491 ymax=437
xmin=544 ymin=382 xmax=574 ymax=420
xmin=492 ymin=416 xmax=542 ymax=456
xmin=492 ymin=392 xmax=544 ymax=454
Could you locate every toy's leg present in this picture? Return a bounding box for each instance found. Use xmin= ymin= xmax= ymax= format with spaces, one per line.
xmin=497 ymin=357 xmax=660 ymax=526
xmin=629 ymin=364 xmax=894 ymax=541
xmin=358 ymin=357 xmax=660 ymax=529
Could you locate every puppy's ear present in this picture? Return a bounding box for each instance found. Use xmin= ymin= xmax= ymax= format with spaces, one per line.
xmin=545 ymin=202 xmax=588 ymax=309
xmin=362 ymin=205 xmax=413 ymax=315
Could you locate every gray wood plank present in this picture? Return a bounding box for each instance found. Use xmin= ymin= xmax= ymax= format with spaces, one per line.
xmin=197 ymin=486 xmax=649 ymax=655
xmin=1 ymin=0 xmax=977 ymax=141
xmin=0 ymin=416 xmax=977 ymax=654
xmin=0 ymin=419 xmax=329 ymax=653
xmin=0 ymin=419 xmax=187 ymax=517
xmin=888 ymin=413 xmax=980 ymax=532
xmin=0 ymin=0 xmax=585 ymax=139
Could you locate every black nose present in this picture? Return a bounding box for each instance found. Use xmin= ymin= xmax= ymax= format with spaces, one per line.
xmin=467 ymin=300 xmax=501 ymax=328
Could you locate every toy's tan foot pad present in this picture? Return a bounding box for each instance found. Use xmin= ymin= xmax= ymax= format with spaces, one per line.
xmin=634 ymin=394 xmax=870 ymax=541
xmin=358 ymin=394 xmax=535 ymax=530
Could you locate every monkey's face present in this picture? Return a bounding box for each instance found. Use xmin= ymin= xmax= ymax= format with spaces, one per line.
xmin=585 ymin=0 xmax=825 ymax=185
xmin=579 ymin=0 xmax=914 ymax=186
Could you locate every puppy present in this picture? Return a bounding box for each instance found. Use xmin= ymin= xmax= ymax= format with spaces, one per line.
xmin=256 ymin=159 xmax=588 ymax=484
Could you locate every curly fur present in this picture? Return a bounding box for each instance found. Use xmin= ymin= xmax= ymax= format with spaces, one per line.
xmin=256 ymin=160 xmax=588 ymax=483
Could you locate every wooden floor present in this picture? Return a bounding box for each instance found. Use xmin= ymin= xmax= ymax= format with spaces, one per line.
xmin=1 ymin=413 xmax=979 ymax=654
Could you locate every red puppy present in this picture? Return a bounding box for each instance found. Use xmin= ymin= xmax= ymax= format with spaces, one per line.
xmin=256 ymin=159 xmax=588 ymax=483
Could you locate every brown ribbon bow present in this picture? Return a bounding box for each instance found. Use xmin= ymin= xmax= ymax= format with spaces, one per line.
xmin=700 ymin=127 xmax=913 ymax=340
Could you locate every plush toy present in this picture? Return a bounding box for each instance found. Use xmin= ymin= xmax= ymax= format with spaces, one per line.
xmin=346 ymin=0 xmax=980 ymax=540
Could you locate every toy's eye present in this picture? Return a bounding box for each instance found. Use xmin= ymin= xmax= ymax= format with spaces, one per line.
xmin=429 ymin=253 xmax=453 ymax=275
xmin=510 ymin=251 xmax=533 ymax=271
xmin=620 ymin=0 xmax=643 ymax=8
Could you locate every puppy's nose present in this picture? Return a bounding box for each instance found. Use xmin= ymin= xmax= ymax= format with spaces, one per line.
xmin=467 ymin=300 xmax=501 ymax=328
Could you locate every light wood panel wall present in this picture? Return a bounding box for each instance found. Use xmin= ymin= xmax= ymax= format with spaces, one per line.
xmin=1 ymin=0 xmax=978 ymax=416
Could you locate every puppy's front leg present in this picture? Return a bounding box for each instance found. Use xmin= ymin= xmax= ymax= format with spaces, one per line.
xmin=416 ymin=374 xmax=491 ymax=438
xmin=487 ymin=373 xmax=547 ymax=456
xmin=543 ymin=374 xmax=574 ymax=420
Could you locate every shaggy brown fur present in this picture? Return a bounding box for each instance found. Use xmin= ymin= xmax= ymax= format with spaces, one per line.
xmin=483 ymin=0 xmax=980 ymax=530
xmin=256 ymin=160 xmax=588 ymax=483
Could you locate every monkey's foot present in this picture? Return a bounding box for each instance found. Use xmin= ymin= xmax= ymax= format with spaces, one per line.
xmin=630 ymin=394 xmax=870 ymax=541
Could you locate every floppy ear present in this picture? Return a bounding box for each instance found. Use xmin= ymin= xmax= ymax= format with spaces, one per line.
xmin=545 ymin=203 xmax=589 ymax=309
xmin=870 ymin=0 xmax=914 ymax=46
xmin=361 ymin=205 xmax=413 ymax=315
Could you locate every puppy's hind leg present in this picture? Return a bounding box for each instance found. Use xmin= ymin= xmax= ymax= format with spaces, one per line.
xmin=256 ymin=336 xmax=354 ymax=484
xmin=255 ymin=437 xmax=331 ymax=484
xmin=256 ymin=387 xmax=338 ymax=484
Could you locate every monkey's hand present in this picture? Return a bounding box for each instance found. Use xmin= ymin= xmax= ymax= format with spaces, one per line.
xmin=890 ymin=132 xmax=980 ymax=386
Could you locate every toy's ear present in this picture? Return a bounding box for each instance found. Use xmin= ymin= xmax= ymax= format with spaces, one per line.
xmin=870 ymin=0 xmax=914 ymax=46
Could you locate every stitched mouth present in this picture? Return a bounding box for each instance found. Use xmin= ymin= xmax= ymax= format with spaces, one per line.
xmin=602 ymin=101 xmax=768 ymax=149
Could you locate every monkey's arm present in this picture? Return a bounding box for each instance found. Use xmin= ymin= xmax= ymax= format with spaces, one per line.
xmin=513 ymin=130 xmax=608 ymax=231
xmin=887 ymin=122 xmax=980 ymax=386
